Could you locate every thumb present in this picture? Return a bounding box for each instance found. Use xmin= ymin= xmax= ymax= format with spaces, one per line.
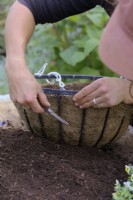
xmin=37 ymin=90 xmax=51 ymax=108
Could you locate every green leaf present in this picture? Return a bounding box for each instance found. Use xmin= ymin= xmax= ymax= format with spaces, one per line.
xmin=86 ymin=26 xmax=102 ymax=39
xmin=84 ymin=39 xmax=99 ymax=56
xmin=70 ymin=51 xmax=85 ymax=66
xmin=60 ymin=46 xmax=86 ymax=66
xmin=87 ymin=13 xmax=104 ymax=28
xmin=69 ymin=15 xmax=81 ymax=22
xmin=73 ymin=38 xmax=88 ymax=48
xmin=60 ymin=45 xmax=77 ymax=62
xmin=79 ymin=67 xmax=100 ymax=76
xmin=86 ymin=6 xmax=109 ymax=28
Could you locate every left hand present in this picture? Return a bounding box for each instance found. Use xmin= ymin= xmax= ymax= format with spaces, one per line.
xmin=72 ymin=77 xmax=131 ymax=109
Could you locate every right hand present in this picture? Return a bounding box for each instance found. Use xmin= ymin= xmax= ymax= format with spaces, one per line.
xmin=5 ymin=62 xmax=50 ymax=113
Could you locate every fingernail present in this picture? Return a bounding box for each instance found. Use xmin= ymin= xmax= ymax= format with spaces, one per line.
xmin=80 ymin=106 xmax=83 ymax=109
xmin=73 ymin=97 xmax=76 ymax=101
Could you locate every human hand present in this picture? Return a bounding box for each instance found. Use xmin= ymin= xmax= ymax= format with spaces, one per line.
xmin=72 ymin=77 xmax=131 ymax=109
xmin=5 ymin=64 xmax=50 ymax=113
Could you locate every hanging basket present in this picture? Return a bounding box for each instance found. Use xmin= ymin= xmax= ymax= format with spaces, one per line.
xmin=15 ymin=74 xmax=133 ymax=148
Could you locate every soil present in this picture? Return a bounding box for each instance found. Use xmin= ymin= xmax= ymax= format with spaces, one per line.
xmin=0 ymin=100 xmax=133 ymax=200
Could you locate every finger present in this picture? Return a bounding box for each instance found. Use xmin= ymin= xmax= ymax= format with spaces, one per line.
xmin=37 ymin=90 xmax=51 ymax=108
xmin=29 ymin=97 xmax=45 ymax=113
xmin=74 ymin=89 xmax=103 ymax=107
xmin=73 ymin=82 xmax=98 ymax=101
xmin=79 ymin=96 xmax=106 ymax=109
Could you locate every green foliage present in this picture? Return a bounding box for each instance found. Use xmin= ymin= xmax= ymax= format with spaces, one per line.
xmin=0 ymin=0 xmax=13 ymax=94
xmin=112 ymin=165 xmax=133 ymax=200
xmin=0 ymin=57 xmax=9 ymax=94
xmin=0 ymin=0 xmax=14 ymax=54
xmin=27 ymin=6 xmax=117 ymax=77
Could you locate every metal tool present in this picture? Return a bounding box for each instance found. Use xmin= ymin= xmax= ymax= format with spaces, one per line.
xmin=46 ymin=107 xmax=68 ymax=125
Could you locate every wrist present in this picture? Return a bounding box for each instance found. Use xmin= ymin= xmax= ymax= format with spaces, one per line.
xmin=5 ymin=55 xmax=29 ymax=76
xmin=6 ymin=52 xmax=25 ymax=63
xmin=5 ymin=54 xmax=27 ymax=70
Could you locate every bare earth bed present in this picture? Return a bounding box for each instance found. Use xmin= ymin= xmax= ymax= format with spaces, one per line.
xmin=0 ymin=100 xmax=133 ymax=200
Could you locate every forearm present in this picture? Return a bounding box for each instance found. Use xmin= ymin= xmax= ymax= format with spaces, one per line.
xmin=5 ymin=1 xmax=35 ymax=71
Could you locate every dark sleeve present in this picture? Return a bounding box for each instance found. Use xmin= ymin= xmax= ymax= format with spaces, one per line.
xmin=18 ymin=0 xmax=115 ymax=24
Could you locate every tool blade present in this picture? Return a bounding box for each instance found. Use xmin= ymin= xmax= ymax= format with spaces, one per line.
xmin=46 ymin=107 xmax=68 ymax=125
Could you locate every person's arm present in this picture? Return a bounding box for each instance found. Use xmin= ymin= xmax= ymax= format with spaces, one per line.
xmin=5 ymin=1 xmax=50 ymax=113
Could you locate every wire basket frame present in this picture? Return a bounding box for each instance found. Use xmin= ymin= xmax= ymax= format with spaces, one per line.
xmin=15 ymin=74 xmax=133 ymax=148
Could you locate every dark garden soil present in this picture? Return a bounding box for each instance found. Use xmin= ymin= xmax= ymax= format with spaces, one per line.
xmin=1 ymin=128 xmax=133 ymax=200
xmin=0 ymin=100 xmax=133 ymax=200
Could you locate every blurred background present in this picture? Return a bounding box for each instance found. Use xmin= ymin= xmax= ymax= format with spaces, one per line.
xmin=0 ymin=0 xmax=117 ymax=94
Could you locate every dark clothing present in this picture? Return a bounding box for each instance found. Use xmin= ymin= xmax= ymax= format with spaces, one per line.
xmin=18 ymin=0 xmax=114 ymax=24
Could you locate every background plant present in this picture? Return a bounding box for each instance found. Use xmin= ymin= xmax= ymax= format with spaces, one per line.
xmin=112 ymin=165 xmax=133 ymax=200
xmin=27 ymin=6 xmax=116 ymax=77
xmin=0 ymin=0 xmax=14 ymax=94
xmin=0 ymin=0 xmax=13 ymax=55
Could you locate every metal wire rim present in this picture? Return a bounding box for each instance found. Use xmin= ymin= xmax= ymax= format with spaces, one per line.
xmin=35 ymin=74 xmax=103 ymax=96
